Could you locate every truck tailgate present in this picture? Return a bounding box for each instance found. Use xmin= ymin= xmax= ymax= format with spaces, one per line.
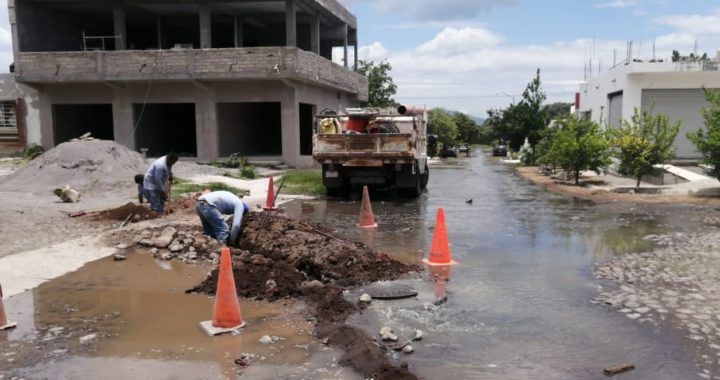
xmin=314 ymin=134 xmax=415 ymax=159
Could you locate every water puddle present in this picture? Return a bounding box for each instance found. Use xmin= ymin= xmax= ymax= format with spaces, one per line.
xmin=1 ymin=253 xmax=359 ymax=380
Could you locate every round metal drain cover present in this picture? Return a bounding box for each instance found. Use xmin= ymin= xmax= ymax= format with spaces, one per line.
xmin=364 ymin=284 xmax=418 ymax=300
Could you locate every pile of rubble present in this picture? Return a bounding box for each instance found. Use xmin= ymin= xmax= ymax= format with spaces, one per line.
xmin=114 ymin=224 xmax=222 ymax=263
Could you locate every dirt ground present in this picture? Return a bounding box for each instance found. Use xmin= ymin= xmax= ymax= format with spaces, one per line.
xmin=517 ymin=166 xmax=720 ymax=206
xmin=187 ymin=212 xmax=420 ymax=380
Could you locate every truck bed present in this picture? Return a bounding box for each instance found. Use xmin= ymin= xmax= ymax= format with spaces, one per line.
xmin=313 ymin=133 xmax=417 ymax=160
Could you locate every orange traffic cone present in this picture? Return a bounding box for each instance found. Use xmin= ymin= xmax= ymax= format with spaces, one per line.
xmin=0 ymin=284 xmax=17 ymax=331
xmin=357 ymin=185 xmax=378 ymax=229
xmin=263 ymin=177 xmax=278 ymax=211
xmin=422 ymin=208 xmax=457 ymax=266
xmin=199 ymin=247 xmax=246 ymax=336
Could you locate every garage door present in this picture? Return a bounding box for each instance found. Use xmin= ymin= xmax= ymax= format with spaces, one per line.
xmin=641 ymin=89 xmax=711 ymax=159
xmin=608 ymin=92 xmax=623 ymax=129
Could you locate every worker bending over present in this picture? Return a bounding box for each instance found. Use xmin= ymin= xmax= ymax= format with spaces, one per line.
xmin=195 ymin=190 xmax=250 ymax=246
xmin=143 ymin=153 xmax=178 ymax=214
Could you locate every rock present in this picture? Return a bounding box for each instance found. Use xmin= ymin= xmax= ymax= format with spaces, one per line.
xmin=115 ymin=243 xmax=130 ymax=250
xmin=402 ymin=345 xmax=414 ymax=354
xmin=411 ymin=330 xmax=423 ymax=341
xmin=258 ymin=335 xmax=273 ymax=344
xmin=113 ymin=254 xmax=127 ymax=261
xmin=250 ymin=255 xmax=271 ymax=265
xmin=132 ymin=214 xmax=141 ymax=222
xmin=79 ymin=333 xmax=97 ymax=344
xmin=359 ymin=294 xmax=372 ymax=303
xmin=161 ymin=253 xmax=172 ymax=260
xmin=380 ymin=327 xmax=398 ymax=342
xmin=266 ymin=280 xmax=277 ymax=292
xmin=168 ymin=243 xmax=184 ymax=253
xmin=53 ymin=185 xmax=81 ymax=203
xmin=153 ymin=227 xmax=177 ymax=248
xmin=627 ymin=313 xmax=642 ymax=319
xmin=139 ymin=239 xmax=154 ymax=247
xmin=635 ymin=307 xmax=650 ymax=314
xmin=150 ymin=248 xmax=159 ymax=255
xmin=300 ymin=280 xmax=324 ymax=292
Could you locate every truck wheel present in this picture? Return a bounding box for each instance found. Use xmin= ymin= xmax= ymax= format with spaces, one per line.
xmin=326 ymin=180 xmax=349 ymax=198
xmin=420 ymin=164 xmax=429 ymax=190
xmin=399 ymin=169 xmax=422 ymax=198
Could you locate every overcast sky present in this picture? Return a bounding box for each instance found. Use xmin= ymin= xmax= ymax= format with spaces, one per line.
xmin=339 ymin=0 xmax=720 ymax=117
xmin=0 ymin=1 xmax=719 ymax=117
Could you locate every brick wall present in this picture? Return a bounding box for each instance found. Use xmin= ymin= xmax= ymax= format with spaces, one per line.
xmin=15 ymin=48 xmax=368 ymax=99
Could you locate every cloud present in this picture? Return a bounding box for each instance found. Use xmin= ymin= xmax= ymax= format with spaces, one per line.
xmin=594 ymin=1 xmax=639 ymax=8
xmin=341 ymin=0 xmax=516 ymax=21
xmin=655 ymin=13 xmax=720 ymax=35
xmin=416 ymin=28 xmax=502 ymax=56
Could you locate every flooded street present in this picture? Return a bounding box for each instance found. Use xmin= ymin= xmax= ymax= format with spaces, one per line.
xmin=2 ymin=152 xmax=716 ymax=379
xmin=287 ymin=153 xmax=710 ymax=379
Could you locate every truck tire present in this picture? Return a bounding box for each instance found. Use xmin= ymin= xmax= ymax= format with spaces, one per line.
xmin=399 ymin=166 xmax=422 ymax=198
xmin=420 ymin=164 xmax=429 ymax=190
xmin=326 ymin=179 xmax=349 ymax=198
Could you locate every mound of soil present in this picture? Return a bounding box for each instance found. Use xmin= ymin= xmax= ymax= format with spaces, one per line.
xmin=93 ymin=202 xmax=158 ymax=222
xmin=187 ymin=213 xmax=419 ymax=380
xmin=0 ymin=140 xmax=146 ymax=192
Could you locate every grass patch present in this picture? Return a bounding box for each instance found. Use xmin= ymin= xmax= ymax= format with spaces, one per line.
xmin=222 ymin=164 xmax=258 ymax=180
xmin=281 ymin=169 xmax=325 ymax=196
xmin=171 ymin=178 xmax=249 ymax=198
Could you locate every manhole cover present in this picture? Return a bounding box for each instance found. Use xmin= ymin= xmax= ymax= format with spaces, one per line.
xmin=363 ymin=284 xmax=418 ymax=300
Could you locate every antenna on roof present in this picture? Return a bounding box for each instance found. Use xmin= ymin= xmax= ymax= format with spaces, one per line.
xmin=652 ymin=37 xmax=656 ymax=61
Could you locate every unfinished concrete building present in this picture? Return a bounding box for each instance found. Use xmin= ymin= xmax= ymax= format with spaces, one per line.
xmin=8 ymin=0 xmax=368 ymax=167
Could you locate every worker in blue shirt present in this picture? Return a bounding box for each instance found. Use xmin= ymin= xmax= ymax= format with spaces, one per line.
xmin=143 ymin=153 xmax=178 ymax=214
xmin=195 ymin=190 xmax=250 ymax=246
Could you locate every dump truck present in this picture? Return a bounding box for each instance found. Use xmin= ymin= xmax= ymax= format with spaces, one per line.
xmin=312 ymin=106 xmax=429 ymax=198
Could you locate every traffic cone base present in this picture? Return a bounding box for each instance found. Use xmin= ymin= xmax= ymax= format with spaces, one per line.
xmin=199 ymin=320 xmax=246 ymax=337
xmin=263 ymin=177 xmax=278 ymax=211
xmin=423 ymin=208 xmax=457 ymax=266
xmin=357 ymin=185 xmax=378 ymax=229
xmin=199 ymin=247 xmax=245 ymax=336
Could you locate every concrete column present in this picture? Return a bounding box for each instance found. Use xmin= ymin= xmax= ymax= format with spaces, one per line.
xmin=112 ymin=88 xmax=135 ymax=150
xmin=310 ymin=15 xmax=320 ymax=54
xmin=156 ymin=19 xmax=163 ymax=49
xmin=343 ymin=24 xmax=348 ymax=68
xmin=233 ymin=18 xmax=243 ymax=48
xmin=38 ymin=92 xmax=53 ymax=148
xmin=199 ymin=4 xmax=212 ymax=49
xmin=281 ymin=84 xmax=299 ymax=166
xmin=195 ymin=85 xmax=219 ymax=160
xmin=285 ymin=0 xmax=297 ymax=47
xmin=353 ymin=30 xmax=358 ymax=70
xmin=113 ymin=6 xmax=126 ymax=50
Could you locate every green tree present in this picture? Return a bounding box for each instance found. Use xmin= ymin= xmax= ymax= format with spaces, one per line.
xmin=611 ymin=108 xmax=680 ymax=188
xmin=357 ymin=60 xmax=398 ymax=108
xmin=688 ymin=88 xmax=720 ymax=180
xmin=486 ymin=69 xmax=548 ymax=151
xmin=453 ymin=112 xmax=480 ymax=144
xmin=543 ymin=102 xmax=573 ymax=121
xmin=543 ymin=117 xmax=611 ymax=185
xmin=428 ymin=108 xmax=458 ymax=145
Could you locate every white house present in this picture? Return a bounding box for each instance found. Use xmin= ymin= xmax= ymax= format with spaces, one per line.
xmin=577 ymin=53 xmax=720 ymax=160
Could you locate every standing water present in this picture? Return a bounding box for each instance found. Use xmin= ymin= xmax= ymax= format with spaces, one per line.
xmin=286 ymin=153 xmax=707 ymax=379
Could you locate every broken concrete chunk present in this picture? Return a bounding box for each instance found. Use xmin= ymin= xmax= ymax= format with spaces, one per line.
xmin=113 ymin=254 xmax=127 ymax=261
xmin=79 ymin=333 xmax=97 ymax=344
xmin=115 ymin=243 xmax=130 ymax=250
xmin=53 ymin=185 xmax=81 ymax=203
xmin=380 ymin=327 xmax=398 ymax=342
xmin=161 ymin=253 xmax=172 ymax=260
xmin=258 ymin=335 xmax=273 ymax=344
xmin=149 ymin=248 xmax=159 ymax=255
xmin=168 ymin=243 xmax=184 ymax=253
xmin=359 ymin=293 xmax=372 ymax=303
xmin=411 ymin=330 xmax=423 ymax=341
xmin=402 ymin=345 xmax=414 ymax=354
xmin=153 ymin=227 xmax=177 ymax=248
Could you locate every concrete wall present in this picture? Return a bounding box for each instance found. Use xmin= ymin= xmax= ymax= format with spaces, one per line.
xmin=579 ymin=62 xmax=720 ymax=127
xmin=0 ymin=74 xmax=40 ymax=146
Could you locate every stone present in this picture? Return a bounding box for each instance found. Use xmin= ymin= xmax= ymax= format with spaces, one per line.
xmin=266 ymin=280 xmax=277 ymax=292
xmin=258 ymin=335 xmax=273 ymax=344
xmin=380 ymin=327 xmax=398 ymax=342
xmin=168 ymin=243 xmax=184 ymax=253
xmin=79 ymin=333 xmax=97 ymax=344
xmin=150 ymin=248 xmax=159 ymax=255
xmin=411 ymin=330 xmax=423 ymax=341
xmin=161 ymin=253 xmax=172 ymax=260
xmin=402 ymin=345 xmax=414 ymax=354
xmin=627 ymin=313 xmax=642 ymax=319
xmin=53 ymin=186 xmax=81 ymax=203
xmin=153 ymin=227 xmax=177 ymax=248
xmin=139 ymin=239 xmax=154 ymax=247
xmin=113 ymin=254 xmax=127 ymax=262
xmin=115 ymin=243 xmax=130 ymax=250
xmin=359 ymin=294 xmax=372 ymax=303
xmin=635 ymin=307 xmax=650 ymax=314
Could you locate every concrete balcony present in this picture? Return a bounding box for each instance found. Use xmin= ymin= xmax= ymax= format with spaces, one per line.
xmin=15 ymin=47 xmax=368 ymax=101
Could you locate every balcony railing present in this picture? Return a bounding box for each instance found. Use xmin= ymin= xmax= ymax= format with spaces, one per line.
xmin=15 ymin=47 xmax=368 ymax=100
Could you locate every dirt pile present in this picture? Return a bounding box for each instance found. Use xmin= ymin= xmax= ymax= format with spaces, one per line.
xmin=187 ymin=213 xmax=419 ymax=380
xmin=0 ymin=140 xmax=147 ymax=192
xmin=93 ymin=202 xmax=158 ymax=223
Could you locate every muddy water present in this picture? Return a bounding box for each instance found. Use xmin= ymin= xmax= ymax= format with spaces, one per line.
xmin=1 ymin=253 xmax=360 ymax=380
xmin=286 ymin=154 xmax=710 ymax=379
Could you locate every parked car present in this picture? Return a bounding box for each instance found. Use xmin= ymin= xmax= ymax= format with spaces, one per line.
xmin=458 ymin=145 xmax=469 ymax=153
xmin=492 ymin=143 xmax=508 ymax=157
xmin=439 ymin=145 xmax=458 ymax=158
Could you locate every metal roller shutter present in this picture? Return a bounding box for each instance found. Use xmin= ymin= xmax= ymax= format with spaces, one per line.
xmin=641 ymin=89 xmax=711 ymax=159
xmin=608 ymin=92 xmax=623 ymax=129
